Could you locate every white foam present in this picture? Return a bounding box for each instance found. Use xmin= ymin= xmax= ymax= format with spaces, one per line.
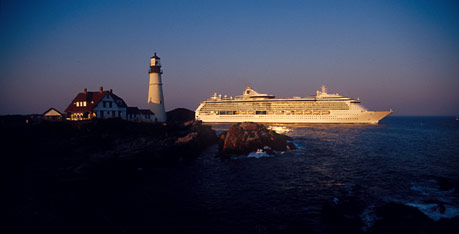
xmin=333 ymin=197 xmax=339 ymax=205
xmin=291 ymin=141 xmax=303 ymax=149
xmin=267 ymin=125 xmax=292 ymax=134
xmin=360 ymin=205 xmax=377 ymax=231
xmin=247 ymin=149 xmax=273 ymax=158
xmin=410 ymin=185 xmax=429 ymax=195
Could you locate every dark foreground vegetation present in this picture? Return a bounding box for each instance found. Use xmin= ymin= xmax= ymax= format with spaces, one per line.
xmin=3 ymin=115 xmax=217 ymax=233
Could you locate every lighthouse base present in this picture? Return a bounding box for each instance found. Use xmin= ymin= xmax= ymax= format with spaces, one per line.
xmin=148 ymin=102 xmax=167 ymax=122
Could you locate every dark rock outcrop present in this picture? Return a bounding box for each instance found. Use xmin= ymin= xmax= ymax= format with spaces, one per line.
xmin=368 ymin=202 xmax=459 ymax=234
xmin=437 ymin=177 xmax=459 ymax=194
xmin=370 ymin=202 xmax=433 ymax=233
xmin=321 ymin=194 xmax=459 ymax=234
xmin=321 ymin=195 xmax=367 ymax=234
xmin=167 ymin=121 xmax=217 ymax=158
xmin=219 ymin=122 xmax=296 ymax=156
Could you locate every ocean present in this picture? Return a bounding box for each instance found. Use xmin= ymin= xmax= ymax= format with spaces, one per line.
xmin=139 ymin=116 xmax=459 ymax=233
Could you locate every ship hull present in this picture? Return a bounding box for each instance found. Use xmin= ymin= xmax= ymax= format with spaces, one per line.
xmin=196 ymin=111 xmax=392 ymax=124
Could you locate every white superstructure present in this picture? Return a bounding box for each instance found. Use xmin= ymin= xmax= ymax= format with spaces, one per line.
xmin=195 ymin=85 xmax=392 ymax=124
xmin=147 ymin=53 xmax=166 ymax=122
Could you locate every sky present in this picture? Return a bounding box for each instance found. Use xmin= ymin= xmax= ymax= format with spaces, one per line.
xmin=1 ymin=0 xmax=458 ymax=116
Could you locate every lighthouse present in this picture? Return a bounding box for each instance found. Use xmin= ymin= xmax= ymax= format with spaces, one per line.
xmin=147 ymin=53 xmax=167 ymax=122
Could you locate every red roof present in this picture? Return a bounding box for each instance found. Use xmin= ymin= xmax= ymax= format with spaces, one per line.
xmin=64 ymin=90 xmax=127 ymax=113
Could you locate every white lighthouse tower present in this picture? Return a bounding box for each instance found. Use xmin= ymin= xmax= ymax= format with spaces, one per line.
xmin=148 ymin=53 xmax=167 ymax=122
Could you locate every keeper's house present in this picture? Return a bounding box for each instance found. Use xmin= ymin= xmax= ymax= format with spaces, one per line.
xmin=65 ymin=87 xmax=129 ymax=121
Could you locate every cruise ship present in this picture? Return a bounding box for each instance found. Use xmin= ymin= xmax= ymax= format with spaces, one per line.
xmin=195 ymin=85 xmax=392 ymax=124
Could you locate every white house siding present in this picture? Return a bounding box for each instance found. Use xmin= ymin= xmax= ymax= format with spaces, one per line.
xmin=93 ymin=94 xmax=127 ymax=119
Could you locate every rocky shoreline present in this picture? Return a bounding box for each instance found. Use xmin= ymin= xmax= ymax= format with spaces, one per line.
xmin=3 ymin=117 xmax=218 ymax=169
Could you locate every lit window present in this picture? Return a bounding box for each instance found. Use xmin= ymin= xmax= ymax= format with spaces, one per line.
xmin=83 ymin=102 xmax=87 ymax=106
xmin=76 ymin=102 xmax=80 ymax=107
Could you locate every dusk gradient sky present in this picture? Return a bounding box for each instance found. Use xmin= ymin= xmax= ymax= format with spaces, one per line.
xmin=1 ymin=0 xmax=458 ymax=115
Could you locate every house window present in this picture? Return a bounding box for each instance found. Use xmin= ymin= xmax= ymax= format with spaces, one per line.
xmin=100 ymin=111 xmax=104 ymax=117
xmin=83 ymin=101 xmax=87 ymax=106
xmin=112 ymin=111 xmax=115 ymax=117
xmin=109 ymin=102 xmax=112 ymax=108
xmin=76 ymin=102 xmax=80 ymax=107
xmin=103 ymin=102 xmax=106 ymax=108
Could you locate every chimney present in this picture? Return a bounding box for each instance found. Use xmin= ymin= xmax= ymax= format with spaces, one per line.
xmin=109 ymin=89 xmax=113 ymax=93
xmin=99 ymin=86 xmax=103 ymax=93
xmin=84 ymin=88 xmax=87 ymax=94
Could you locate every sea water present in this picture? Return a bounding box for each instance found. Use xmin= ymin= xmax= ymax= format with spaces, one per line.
xmin=142 ymin=116 xmax=459 ymax=233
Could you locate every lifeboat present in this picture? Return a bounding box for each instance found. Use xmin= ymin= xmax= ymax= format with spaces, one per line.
xmin=268 ymin=110 xmax=275 ymax=114
xmin=296 ymin=110 xmax=303 ymax=114
xmin=305 ymin=110 xmax=312 ymax=115
xmin=240 ymin=111 xmax=247 ymax=114
xmin=322 ymin=110 xmax=330 ymax=115
xmin=313 ymin=110 xmax=321 ymax=114
xmin=248 ymin=111 xmax=255 ymax=114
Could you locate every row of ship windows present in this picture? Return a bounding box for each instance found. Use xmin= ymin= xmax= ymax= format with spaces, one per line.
xmin=215 ymin=110 xmax=332 ymax=115
xmin=202 ymin=106 xmax=349 ymax=111
xmin=210 ymin=115 xmax=359 ymax=120
xmin=204 ymin=103 xmax=349 ymax=107
xmin=208 ymin=101 xmax=349 ymax=105
xmin=203 ymin=105 xmax=348 ymax=108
